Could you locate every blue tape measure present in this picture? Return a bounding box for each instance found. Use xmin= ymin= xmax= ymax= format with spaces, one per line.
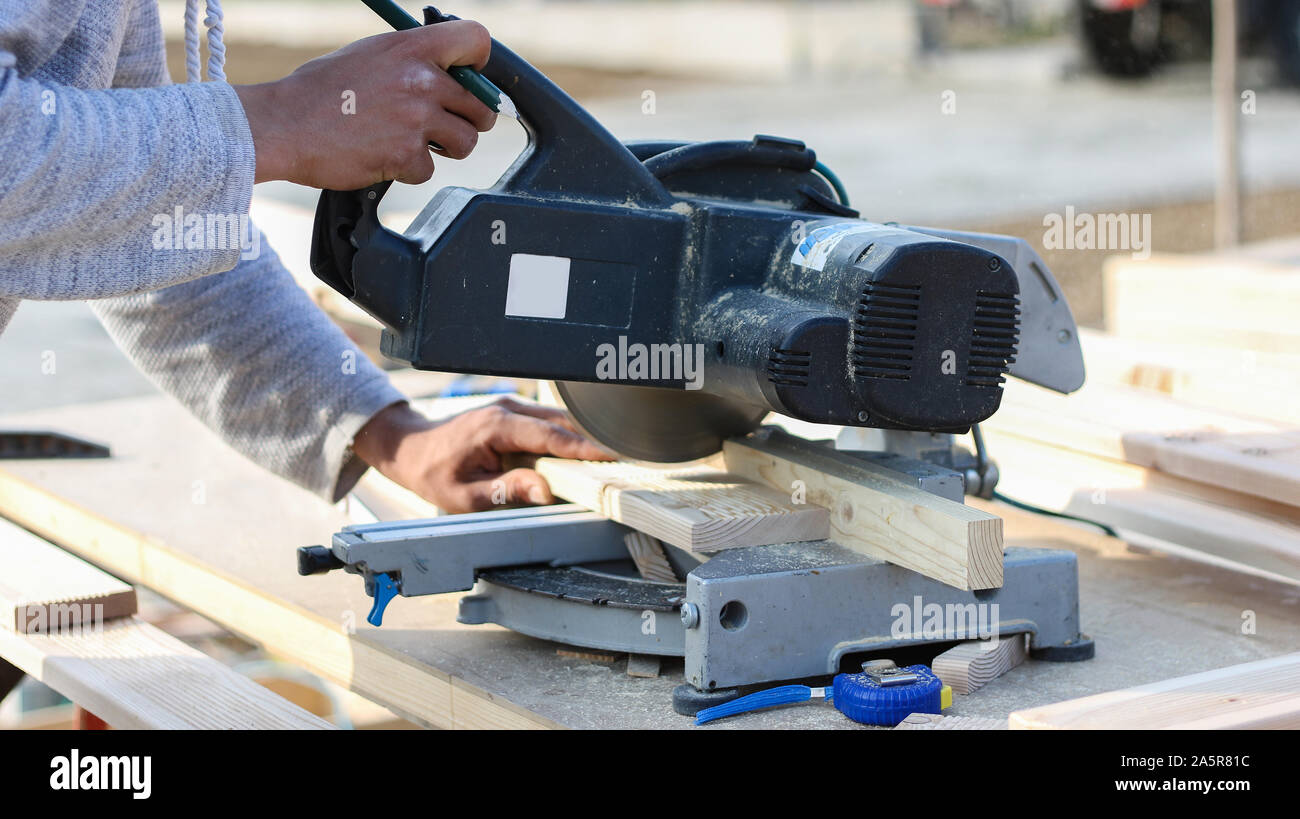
xmin=694 ymin=664 xmax=948 ymax=727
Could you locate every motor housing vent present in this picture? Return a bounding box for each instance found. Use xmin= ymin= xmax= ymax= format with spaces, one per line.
xmin=967 ymin=291 xmax=1020 ymax=388
xmin=852 ymin=282 xmax=920 ymax=382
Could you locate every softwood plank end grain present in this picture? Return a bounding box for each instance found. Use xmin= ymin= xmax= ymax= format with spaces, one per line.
xmin=534 ymin=458 xmax=829 ymax=552
xmin=933 ymin=635 xmax=1028 ymax=695
xmin=722 ymin=430 xmax=1003 ymax=590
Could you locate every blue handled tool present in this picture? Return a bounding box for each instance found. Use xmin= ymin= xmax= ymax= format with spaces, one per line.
xmin=695 ymin=662 xmax=952 ymax=727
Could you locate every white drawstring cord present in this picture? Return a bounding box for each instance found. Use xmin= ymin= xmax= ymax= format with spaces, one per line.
xmin=204 ymin=0 xmax=227 ymax=82
xmin=183 ymin=0 xmax=227 ymax=83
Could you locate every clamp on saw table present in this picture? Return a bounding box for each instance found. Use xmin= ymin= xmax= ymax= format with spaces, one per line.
xmin=298 ymin=7 xmax=1094 ymax=717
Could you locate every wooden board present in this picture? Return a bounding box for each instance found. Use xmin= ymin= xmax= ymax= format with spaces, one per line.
xmin=0 ymin=615 xmax=333 ymax=729
xmin=1078 ymin=329 xmax=1300 ymax=426
xmin=1122 ymin=429 xmax=1300 ymax=508
xmin=1104 ymin=252 xmax=1300 ymax=354
xmin=984 ymin=430 xmax=1300 ymax=584
xmin=985 ymin=378 xmax=1300 ymax=509
xmin=722 ymin=430 xmax=1002 ymax=590
xmin=932 ymin=635 xmax=1027 ymax=695
xmin=1010 ymin=653 xmax=1300 ymax=730
xmin=0 ymin=517 xmax=136 ymax=634
xmin=533 ymin=458 xmax=828 ymax=552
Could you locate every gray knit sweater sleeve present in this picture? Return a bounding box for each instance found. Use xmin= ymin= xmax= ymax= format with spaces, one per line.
xmin=91 ymin=240 xmax=405 ymax=502
xmin=0 ymin=1 xmax=406 ymax=501
xmin=0 ymin=10 xmax=254 ymax=298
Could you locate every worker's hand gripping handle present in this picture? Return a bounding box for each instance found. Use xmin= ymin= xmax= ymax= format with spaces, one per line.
xmin=310 ymin=6 xmax=672 ymax=323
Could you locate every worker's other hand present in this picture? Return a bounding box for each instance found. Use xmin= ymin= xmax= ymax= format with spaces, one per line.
xmin=233 ymin=20 xmax=498 ymax=188
xmin=351 ymin=397 xmax=615 ymax=515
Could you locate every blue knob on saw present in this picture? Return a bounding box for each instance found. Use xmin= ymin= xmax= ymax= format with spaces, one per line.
xmin=367 ymin=572 xmax=400 ymax=627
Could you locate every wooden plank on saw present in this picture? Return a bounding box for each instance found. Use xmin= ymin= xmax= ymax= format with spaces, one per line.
xmin=932 ymin=635 xmax=1028 ymax=695
xmin=532 ymin=458 xmax=828 ymax=553
xmin=1009 ymin=653 xmax=1300 ymax=730
xmin=0 ymin=517 xmax=136 ymax=634
xmin=722 ymin=428 xmax=1003 ymax=591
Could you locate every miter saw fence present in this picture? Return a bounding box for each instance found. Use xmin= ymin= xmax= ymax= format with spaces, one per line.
xmin=309 ymin=23 xmax=1084 ymax=463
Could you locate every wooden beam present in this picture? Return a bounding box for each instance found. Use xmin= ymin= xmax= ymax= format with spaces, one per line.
xmin=723 ymin=429 xmax=1003 ymax=590
xmin=0 ymin=517 xmax=136 ymax=634
xmin=0 ymin=616 xmax=334 ymax=729
xmin=1010 ymin=653 xmax=1300 ymax=730
xmin=533 ymin=458 xmax=828 ymax=552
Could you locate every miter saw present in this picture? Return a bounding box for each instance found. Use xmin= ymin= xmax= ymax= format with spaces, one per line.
xmin=297 ymin=10 xmax=1094 ymax=715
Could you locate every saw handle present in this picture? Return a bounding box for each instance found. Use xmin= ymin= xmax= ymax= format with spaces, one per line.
xmin=311 ymin=4 xmax=672 ymax=308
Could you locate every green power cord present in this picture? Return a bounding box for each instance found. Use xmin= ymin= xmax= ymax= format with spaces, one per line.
xmin=991 ymin=491 xmax=1120 ymax=538
xmin=814 ymin=160 xmax=851 ymax=207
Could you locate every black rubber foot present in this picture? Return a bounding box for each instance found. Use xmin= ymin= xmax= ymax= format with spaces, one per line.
xmin=672 ymin=684 xmax=740 ymax=717
xmin=1031 ymin=634 xmax=1096 ymax=662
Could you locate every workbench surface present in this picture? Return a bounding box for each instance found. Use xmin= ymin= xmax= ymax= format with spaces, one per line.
xmin=2 ymin=394 xmax=1297 ymax=729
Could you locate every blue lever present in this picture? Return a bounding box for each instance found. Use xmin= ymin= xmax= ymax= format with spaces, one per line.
xmin=366 ymin=572 xmax=400 ymax=627
xmin=695 ymin=685 xmax=818 ymax=725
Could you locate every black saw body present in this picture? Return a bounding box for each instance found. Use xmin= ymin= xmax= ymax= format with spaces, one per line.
xmin=310 ymin=34 xmax=1024 ymax=460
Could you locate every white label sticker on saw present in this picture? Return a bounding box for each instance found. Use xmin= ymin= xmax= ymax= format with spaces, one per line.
xmin=505 ymin=253 xmax=570 ymax=319
xmin=791 ymin=223 xmax=876 ymax=272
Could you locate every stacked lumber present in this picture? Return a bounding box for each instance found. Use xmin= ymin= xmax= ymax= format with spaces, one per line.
xmin=0 ymin=519 xmax=332 ymax=729
xmin=1104 ymin=251 xmax=1300 ymax=355
xmin=981 ymin=244 xmax=1300 ymax=583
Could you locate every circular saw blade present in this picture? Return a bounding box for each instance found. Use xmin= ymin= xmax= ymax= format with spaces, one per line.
xmin=554 ymin=381 xmax=768 ymax=463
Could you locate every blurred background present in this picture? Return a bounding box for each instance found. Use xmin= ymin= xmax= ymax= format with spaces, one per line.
xmin=3 ymin=0 xmax=1299 ymax=727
